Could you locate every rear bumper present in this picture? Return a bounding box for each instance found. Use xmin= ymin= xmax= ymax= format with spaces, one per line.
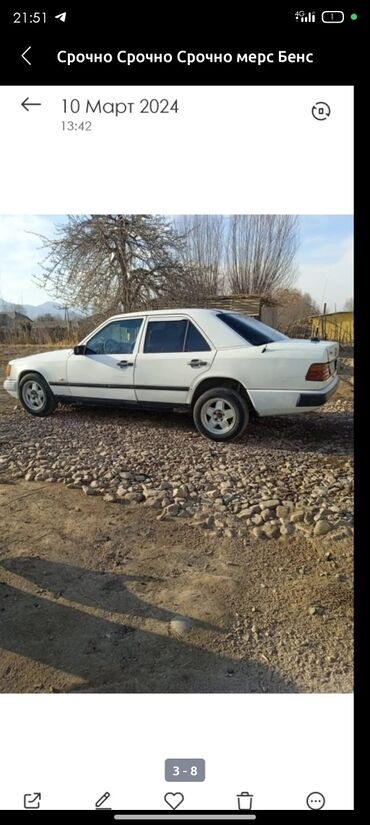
xmin=296 ymin=375 xmax=339 ymax=407
xmin=248 ymin=375 xmax=339 ymax=416
xmin=3 ymin=378 xmax=18 ymax=400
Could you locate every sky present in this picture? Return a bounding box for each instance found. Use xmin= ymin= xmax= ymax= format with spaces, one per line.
xmin=0 ymin=215 xmax=353 ymax=312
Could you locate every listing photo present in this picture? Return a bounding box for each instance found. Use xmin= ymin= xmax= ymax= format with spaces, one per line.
xmin=0 ymin=214 xmax=353 ymax=693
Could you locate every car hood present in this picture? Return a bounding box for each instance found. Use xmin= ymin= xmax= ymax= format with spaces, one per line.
xmin=10 ymin=348 xmax=73 ymax=366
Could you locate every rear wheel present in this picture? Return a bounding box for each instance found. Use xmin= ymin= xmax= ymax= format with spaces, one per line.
xmin=19 ymin=372 xmax=57 ymax=417
xmin=193 ymin=387 xmax=249 ymax=441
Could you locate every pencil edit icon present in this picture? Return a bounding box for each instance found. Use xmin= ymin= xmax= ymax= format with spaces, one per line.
xmin=95 ymin=792 xmax=111 ymax=809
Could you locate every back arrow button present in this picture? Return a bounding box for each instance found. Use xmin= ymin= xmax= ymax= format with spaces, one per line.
xmin=21 ymin=46 xmax=32 ymax=65
xmin=21 ymin=97 xmax=42 ymax=111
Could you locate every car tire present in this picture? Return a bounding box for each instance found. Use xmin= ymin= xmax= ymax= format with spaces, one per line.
xmin=193 ymin=387 xmax=249 ymax=441
xmin=19 ymin=372 xmax=57 ymax=417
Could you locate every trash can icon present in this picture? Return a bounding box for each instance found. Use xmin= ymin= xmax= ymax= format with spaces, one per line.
xmin=237 ymin=792 xmax=253 ymax=810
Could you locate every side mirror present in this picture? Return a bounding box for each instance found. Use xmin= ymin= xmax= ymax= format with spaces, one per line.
xmin=73 ymin=344 xmax=86 ymax=355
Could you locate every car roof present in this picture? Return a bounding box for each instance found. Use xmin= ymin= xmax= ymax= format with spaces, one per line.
xmin=105 ymin=308 xmax=222 ymax=319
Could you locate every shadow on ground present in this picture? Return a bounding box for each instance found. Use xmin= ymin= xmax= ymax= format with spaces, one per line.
xmin=0 ymin=570 xmax=297 ymax=694
xmin=1 ymin=556 xmax=220 ymax=631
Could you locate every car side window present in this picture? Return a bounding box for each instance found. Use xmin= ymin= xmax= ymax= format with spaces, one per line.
xmin=85 ymin=318 xmax=143 ymax=355
xmin=144 ymin=320 xmax=187 ymax=353
xmin=185 ymin=321 xmax=211 ymax=352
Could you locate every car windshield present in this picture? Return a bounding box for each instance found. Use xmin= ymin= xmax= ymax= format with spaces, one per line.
xmin=217 ymin=312 xmax=288 ymax=346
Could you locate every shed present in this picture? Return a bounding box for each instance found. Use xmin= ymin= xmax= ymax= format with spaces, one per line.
xmin=205 ymin=294 xmax=280 ymax=326
xmin=146 ymin=293 xmax=279 ymax=326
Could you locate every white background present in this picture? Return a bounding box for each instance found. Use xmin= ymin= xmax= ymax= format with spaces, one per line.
xmin=0 ymin=85 xmax=353 ymax=812
xmin=0 ymin=85 xmax=353 ymax=214
xmin=0 ymin=695 xmax=353 ymax=810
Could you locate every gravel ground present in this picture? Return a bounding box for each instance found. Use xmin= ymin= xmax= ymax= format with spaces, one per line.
xmin=0 ymin=396 xmax=353 ymax=545
xmin=0 ymin=355 xmax=354 ymax=693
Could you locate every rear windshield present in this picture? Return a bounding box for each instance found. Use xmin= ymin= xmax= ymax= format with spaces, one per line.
xmin=217 ymin=312 xmax=288 ymax=346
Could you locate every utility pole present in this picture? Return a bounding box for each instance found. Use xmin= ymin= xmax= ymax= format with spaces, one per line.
xmin=64 ymin=305 xmax=70 ymax=336
xmin=323 ymin=301 xmax=327 ymax=340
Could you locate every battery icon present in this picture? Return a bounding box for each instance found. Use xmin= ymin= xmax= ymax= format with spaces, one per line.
xmin=322 ymin=10 xmax=345 ymax=22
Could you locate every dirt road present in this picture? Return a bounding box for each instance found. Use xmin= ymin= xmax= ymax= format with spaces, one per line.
xmin=0 ymin=480 xmax=352 ymax=693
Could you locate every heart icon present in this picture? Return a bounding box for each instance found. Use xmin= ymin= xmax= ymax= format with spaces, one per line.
xmin=164 ymin=792 xmax=184 ymax=810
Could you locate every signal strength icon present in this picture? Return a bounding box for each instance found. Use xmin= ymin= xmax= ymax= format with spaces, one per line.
xmin=295 ymin=10 xmax=316 ymax=23
xmin=55 ymin=12 xmax=67 ymax=22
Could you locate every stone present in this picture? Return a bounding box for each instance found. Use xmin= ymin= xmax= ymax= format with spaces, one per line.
xmin=169 ymin=617 xmax=192 ymax=636
xmin=314 ymin=520 xmax=333 ymax=537
xmin=259 ymin=499 xmax=280 ymax=509
xmin=103 ymin=492 xmax=117 ymax=502
xmin=276 ymin=505 xmax=291 ymax=519
xmin=251 ymin=514 xmax=263 ymax=526
xmin=280 ymin=523 xmax=295 ymax=536
xmin=290 ymin=511 xmax=304 ymax=523
xmin=252 ymin=527 xmax=264 ymax=539
xmin=261 ymin=508 xmax=272 ymax=522
xmin=116 ymin=485 xmax=128 ymax=498
xmin=145 ymin=497 xmax=162 ymax=509
xmin=165 ymin=503 xmax=180 ymax=517
xmin=173 ymin=484 xmax=189 ymax=498
xmin=125 ymin=492 xmax=145 ymax=503
xmin=82 ymin=485 xmax=99 ymax=496
xmin=244 ymin=505 xmax=261 ymax=517
xmin=262 ymin=524 xmax=280 ymax=539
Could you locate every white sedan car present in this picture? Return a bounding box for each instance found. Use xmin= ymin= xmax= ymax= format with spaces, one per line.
xmin=4 ymin=308 xmax=339 ymax=441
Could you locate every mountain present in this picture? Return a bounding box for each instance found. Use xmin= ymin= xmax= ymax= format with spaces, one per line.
xmin=0 ymin=299 xmax=83 ymax=320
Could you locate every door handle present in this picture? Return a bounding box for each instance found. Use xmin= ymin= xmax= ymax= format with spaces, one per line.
xmin=117 ymin=360 xmax=133 ymax=367
xmin=188 ymin=359 xmax=208 ymax=367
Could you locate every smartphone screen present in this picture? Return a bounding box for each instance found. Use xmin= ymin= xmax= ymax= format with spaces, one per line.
xmin=0 ymin=4 xmax=358 ymax=819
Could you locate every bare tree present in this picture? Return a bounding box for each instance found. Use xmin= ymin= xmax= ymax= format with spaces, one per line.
xmin=343 ymin=296 xmax=354 ymax=311
xmin=226 ymin=215 xmax=299 ymax=295
xmin=33 ymin=215 xmax=185 ymax=315
xmin=275 ymin=287 xmax=319 ymax=334
xmin=172 ymin=215 xmax=226 ymax=300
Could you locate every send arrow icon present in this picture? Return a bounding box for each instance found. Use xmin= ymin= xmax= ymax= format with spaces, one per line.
xmin=55 ymin=12 xmax=67 ymax=22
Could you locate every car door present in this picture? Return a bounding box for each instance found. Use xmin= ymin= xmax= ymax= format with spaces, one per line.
xmin=66 ymin=317 xmax=144 ymax=402
xmin=134 ymin=315 xmax=216 ymax=405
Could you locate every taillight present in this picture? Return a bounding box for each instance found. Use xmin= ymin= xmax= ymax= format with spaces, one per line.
xmin=305 ymin=362 xmax=330 ymax=381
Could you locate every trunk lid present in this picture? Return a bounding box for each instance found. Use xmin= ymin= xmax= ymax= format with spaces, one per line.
xmin=264 ymin=338 xmax=339 ymax=360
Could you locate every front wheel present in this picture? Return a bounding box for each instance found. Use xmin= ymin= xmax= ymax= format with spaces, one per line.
xmin=193 ymin=387 xmax=249 ymax=441
xmin=19 ymin=372 xmax=57 ymax=417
